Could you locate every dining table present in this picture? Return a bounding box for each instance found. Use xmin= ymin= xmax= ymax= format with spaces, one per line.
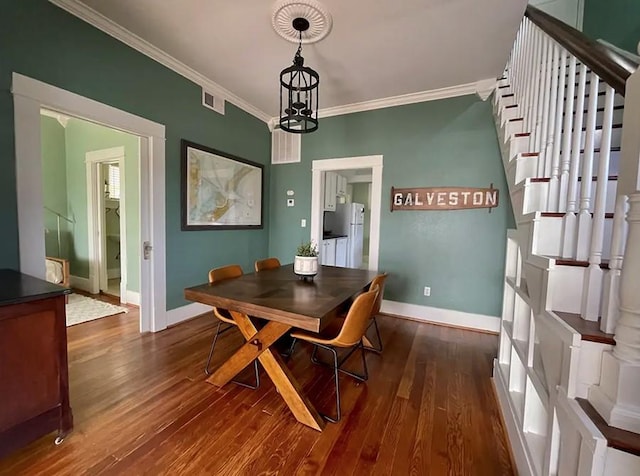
xmin=184 ymin=264 xmax=378 ymax=431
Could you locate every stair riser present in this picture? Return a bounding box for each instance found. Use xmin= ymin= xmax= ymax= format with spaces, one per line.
xmin=526 ymin=215 xmax=614 ymax=261
xmin=507 ymin=154 xmax=538 ymax=186
xmin=511 ymin=179 xmax=618 ymax=216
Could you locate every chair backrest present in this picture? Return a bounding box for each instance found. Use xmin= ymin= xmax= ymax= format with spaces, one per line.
xmin=332 ymin=285 xmax=379 ymax=348
xmin=209 ymin=264 xmax=243 ymax=284
xmin=254 ymin=257 xmax=281 ymax=272
xmin=369 ymin=273 xmax=387 ymax=317
xmin=208 ymin=264 xmax=243 ymax=324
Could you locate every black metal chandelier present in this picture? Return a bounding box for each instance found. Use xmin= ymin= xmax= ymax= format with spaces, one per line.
xmin=279 ymin=17 xmax=319 ymax=134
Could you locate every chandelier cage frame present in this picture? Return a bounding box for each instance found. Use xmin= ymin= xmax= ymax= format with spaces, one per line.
xmin=278 ymin=19 xmax=320 ymax=134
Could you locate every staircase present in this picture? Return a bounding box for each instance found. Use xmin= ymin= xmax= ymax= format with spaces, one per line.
xmin=492 ymin=6 xmax=640 ymax=476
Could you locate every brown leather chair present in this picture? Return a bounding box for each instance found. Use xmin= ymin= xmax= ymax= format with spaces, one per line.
xmin=254 ymin=257 xmax=281 ymax=272
xmin=204 ymin=264 xmax=259 ymax=389
xmin=290 ymin=285 xmax=379 ymax=422
xmin=364 ymin=273 xmax=387 ymax=353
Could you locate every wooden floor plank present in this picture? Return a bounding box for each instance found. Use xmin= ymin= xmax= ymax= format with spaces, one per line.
xmin=0 ymin=306 xmax=514 ymax=475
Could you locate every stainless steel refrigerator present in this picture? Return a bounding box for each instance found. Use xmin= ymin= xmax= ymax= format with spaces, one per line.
xmin=335 ymin=202 xmax=365 ymax=268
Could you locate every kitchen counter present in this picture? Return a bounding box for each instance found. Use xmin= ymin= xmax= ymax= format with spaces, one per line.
xmin=322 ymin=233 xmax=347 ymax=239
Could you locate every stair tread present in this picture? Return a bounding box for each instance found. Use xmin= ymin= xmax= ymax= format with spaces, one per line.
xmin=554 ymin=311 xmax=615 ymax=345
xmin=545 ymin=255 xmax=610 ymax=270
xmin=529 ymin=175 xmax=618 ymax=183
xmin=540 ymin=212 xmax=615 ymax=219
xmin=576 ymin=398 xmax=640 ymax=457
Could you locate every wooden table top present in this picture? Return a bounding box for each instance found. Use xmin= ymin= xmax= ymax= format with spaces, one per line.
xmin=184 ymin=264 xmax=378 ymax=332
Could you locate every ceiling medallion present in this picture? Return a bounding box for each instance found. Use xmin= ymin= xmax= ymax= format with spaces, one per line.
xmin=272 ymin=0 xmax=333 ymax=44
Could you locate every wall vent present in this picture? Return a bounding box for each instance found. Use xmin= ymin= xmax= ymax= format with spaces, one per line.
xmin=271 ymin=128 xmax=301 ymax=164
xmin=202 ymin=89 xmax=225 ymax=115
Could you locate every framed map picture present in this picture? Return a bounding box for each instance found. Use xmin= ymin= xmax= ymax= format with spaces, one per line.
xmin=181 ymin=140 xmax=263 ymax=230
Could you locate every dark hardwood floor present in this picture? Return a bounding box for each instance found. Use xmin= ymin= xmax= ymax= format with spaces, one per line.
xmin=0 ymin=306 xmax=514 ymax=475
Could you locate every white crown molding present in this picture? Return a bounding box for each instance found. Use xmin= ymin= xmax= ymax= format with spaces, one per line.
xmin=313 ymin=78 xmax=498 ymax=120
xmin=48 ymin=0 xmax=271 ymax=124
xmin=40 ymin=108 xmax=70 ymax=127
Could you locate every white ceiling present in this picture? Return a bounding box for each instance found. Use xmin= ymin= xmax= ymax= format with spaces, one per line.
xmin=76 ymin=0 xmax=527 ymax=119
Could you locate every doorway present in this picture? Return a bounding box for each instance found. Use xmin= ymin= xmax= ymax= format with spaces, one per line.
xmin=311 ymin=155 xmax=383 ymax=271
xmin=13 ymin=73 xmax=167 ymax=332
xmin=86 ymin=147 xmax=131 ymax=301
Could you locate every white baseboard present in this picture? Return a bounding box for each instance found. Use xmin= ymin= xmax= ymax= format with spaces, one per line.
xmin=123 ymin=290 xmax=140 ymax=306
xmin=380 ymin=300 xmax=500 ymax=333
xmin=70 ymin=275 xmax=92 ymax=292
xmin=166 ymin=302 xmax=211 ymax=327
xmin=107 ymin=268 xmax=121 ymax=279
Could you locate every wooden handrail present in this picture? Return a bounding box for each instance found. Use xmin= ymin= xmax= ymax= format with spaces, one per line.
xmin=526 ymin=5 xmax=637 ymax=96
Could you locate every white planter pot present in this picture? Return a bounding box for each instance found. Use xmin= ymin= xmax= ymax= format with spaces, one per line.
xmin=294 ymin=255 xmax=318 ymax=277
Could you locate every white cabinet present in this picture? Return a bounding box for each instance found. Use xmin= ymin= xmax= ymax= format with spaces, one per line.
xmin=335 ymin=237 xmax=348 ymax=267
xmin=336 ymin=175 xmax=347 ymax=196
xmin=320 ymin=239 xmax=336 ymax=266
xmin=323 ymin=172 xmax=337 ymax=211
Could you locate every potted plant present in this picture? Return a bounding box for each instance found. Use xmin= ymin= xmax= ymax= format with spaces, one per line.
xmin=294 ymin=241 xmax=319 ymax=279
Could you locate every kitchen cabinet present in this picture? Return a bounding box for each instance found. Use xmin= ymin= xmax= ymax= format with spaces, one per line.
xmin=335 ymin=237 xmax=348 ymax=267
xmin=0 ymin=270 xmax=73 ymax=459
xmin=323 ymin=172 xmax=337 ymax=211
xmin=320 ymin=239 xmax=336 ymax=266
xmin=336 ymin=175 xmax=347 ymax=196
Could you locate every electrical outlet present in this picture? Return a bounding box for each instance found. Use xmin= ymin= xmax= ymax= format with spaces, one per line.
xmin=423 ymin=286 xmax=431 ymax=297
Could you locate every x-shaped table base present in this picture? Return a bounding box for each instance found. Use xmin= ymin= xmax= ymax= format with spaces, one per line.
xmin=206 ymin=310 xmax=326 ymax=432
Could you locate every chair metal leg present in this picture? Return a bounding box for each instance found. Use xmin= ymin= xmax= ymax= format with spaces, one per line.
xmin=282 ymin=337 xmax=297 ymax=359
xmin=204 ymin=320 xmax=260 ymax=389
xmin=363 ymin=316 xmax=383 ymax=354
xmin=311 ymin=341 xmax=370 ymax=423
xmin=204 ymin=321 xmax=224 ymax=376
xmin=316 ymin=344 xmax=341 ymax=423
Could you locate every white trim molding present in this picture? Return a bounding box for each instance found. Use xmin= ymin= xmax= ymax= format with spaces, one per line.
xmin=314 ymin=78 xmax=497 ymax=119
xmin=381 ymin=300 xmax=501 ymax=333
xmin=166 ymin=302 xmax=211 ymax=327
xmin=12 ymin=72 xmax=166 ymax=334
xmin=124 ymin=290 xmax=140 ymax=306
xmin=311 ymin=155 xmax=383 ymax=271
xmin=70 ymin=275 xmax=92 ymax=293
xmin=48 ymin=0 xmax=270 ymax=124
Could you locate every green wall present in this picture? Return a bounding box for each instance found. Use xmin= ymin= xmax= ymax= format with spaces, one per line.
xmin=64 ymin=118 xmax=140 ymax=292
xmin=269 ymin=96 xmax=514 ymax=317
xmin=0 ymin=0 xmax=270 ymax=310
xmin=583 ymin=0 xmax=640 ymax=53
xmin=41 ymin=115 xmax=69 ymax=259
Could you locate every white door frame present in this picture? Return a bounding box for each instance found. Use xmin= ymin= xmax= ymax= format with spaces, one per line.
xmin=311 ymin=155 xmax=383 ymax=271
xmin=12 ymin=73 xmax=167 ymax=333
xmin=86 ymin=147 xmax=127 ymax=298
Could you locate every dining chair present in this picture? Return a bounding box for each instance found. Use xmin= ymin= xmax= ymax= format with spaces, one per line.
xmin=290 ymin=285 xmax=379 ymax=423
xmin=364 ymin=273 xmax=387 ymax=353
xmin=204 ymin=264 xmax=260 ymax=389
xmin=254 ymin=257 xmax=281 ymax=272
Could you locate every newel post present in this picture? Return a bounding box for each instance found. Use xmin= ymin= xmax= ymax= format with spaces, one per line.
xmin=588 ymin=68 xmax=640 ymax=432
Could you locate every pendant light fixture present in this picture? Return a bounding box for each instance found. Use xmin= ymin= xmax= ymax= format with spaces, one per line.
xmin=278 ymin=17 xmax=319 ymax=133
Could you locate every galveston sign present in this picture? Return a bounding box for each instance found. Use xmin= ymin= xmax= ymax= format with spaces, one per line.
xmin=391 ymin=185 xmax=499 ymax=211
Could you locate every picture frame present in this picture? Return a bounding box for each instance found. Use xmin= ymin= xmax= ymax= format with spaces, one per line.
xmin=181 ymin=139 xmax=264 ymax=230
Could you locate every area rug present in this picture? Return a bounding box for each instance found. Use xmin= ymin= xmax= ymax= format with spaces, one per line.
xmin=66 ymin=294 xmax=128 ymax=327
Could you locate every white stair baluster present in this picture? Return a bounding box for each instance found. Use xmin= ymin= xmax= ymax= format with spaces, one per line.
xmin=534 ymin=36 xmax=551 ymax=164
xmin=561 ymin=64 xmax=588 ymax=258
xmin=576 ymin=74 xmax=601 ymax=261
xmin=558 ymin=55 xmax=577 ymax=212
xmin=537 ymin=36 xmax=554 ymax=177
xmin=546 ymin=44 xmax=563 ymax=210
xmin=527 ymin=28 xmax=543 ymax=149
xmin=581 ymin=85 xmax=615 ymax=320
xmin=601 ymin=195 xmax=629 ymax=333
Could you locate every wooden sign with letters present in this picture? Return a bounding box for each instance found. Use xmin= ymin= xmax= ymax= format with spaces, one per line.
xmin=391 ymin=185 xmax=499 ymax=211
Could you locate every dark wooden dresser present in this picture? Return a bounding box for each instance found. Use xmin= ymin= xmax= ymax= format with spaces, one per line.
xmin=0 ymin=269 xmax=73 ymax=459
